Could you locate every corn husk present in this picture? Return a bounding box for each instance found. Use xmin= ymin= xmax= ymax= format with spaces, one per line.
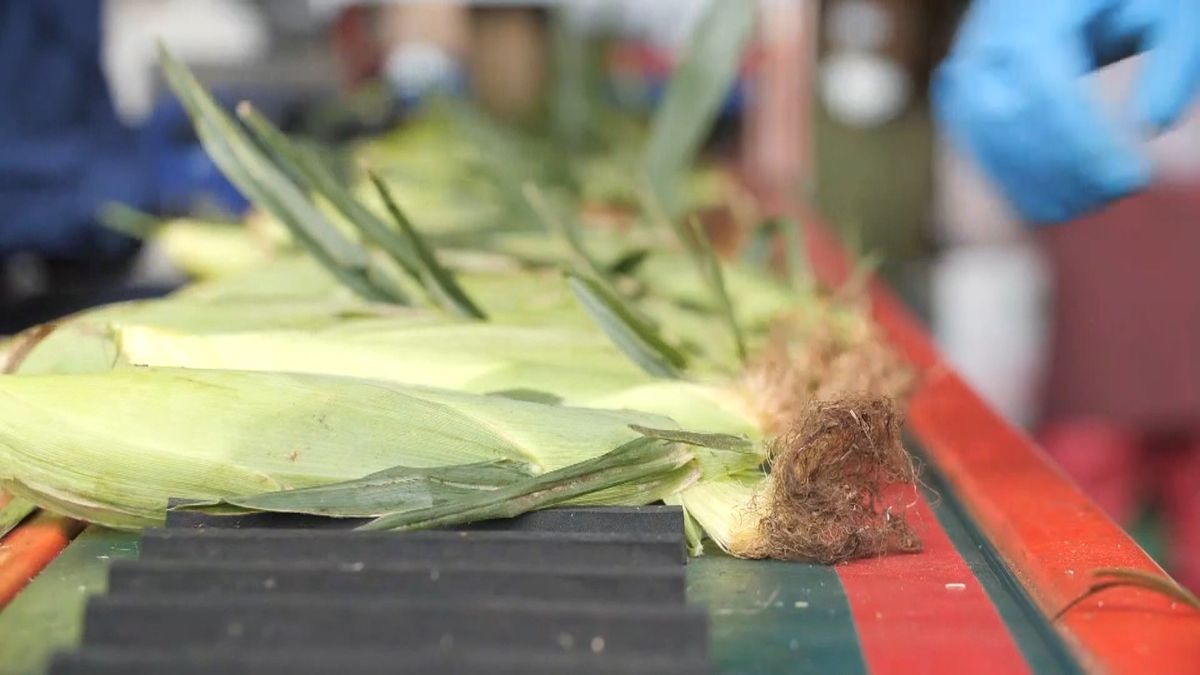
xmin=153 ymin=218 xmax=276 ymax=280
xmin=0 ymin=493 xmax=35 ymax=539
xmin=114 ymin=324 xmax=762 ymax=437
xmin=0 ymin=367 xmax=716 ymax=529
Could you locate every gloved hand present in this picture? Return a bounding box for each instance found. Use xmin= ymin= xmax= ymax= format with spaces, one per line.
xmin=933 ymin=0 xmax=1200 ymax=224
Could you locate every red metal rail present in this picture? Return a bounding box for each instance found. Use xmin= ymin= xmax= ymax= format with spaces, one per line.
xmin=0 ymin=512 xmax=82 ymax=607
xmin=801 ymin=211 xmax=1200 ymax=674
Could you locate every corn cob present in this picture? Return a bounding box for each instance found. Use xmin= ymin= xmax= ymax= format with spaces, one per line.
xmin=0 ymin=367 xmax=710 ymax=529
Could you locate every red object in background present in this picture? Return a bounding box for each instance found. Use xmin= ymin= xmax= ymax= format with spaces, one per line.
xmin=330 ymin=6 xmax=382 ymax=87
xmin=1039 ymin=421 xmax=1141 ymax=525
xmin=1037 ymin=185 xmax=1200 ymax=592
xmin=1161 ymin=439 xmax=1200 ymax=591
xmin=1041 ymin=421 xmax=1200 ymax=592
xmin=1039 ymin=186 xmax=1200 ymax=431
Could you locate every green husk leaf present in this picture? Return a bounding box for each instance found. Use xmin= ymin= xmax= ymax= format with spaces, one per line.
xmin=443 ymin=103 xmax=544 ymax=224
xmin=687 ymin=217 xmax=746 ymax=363
xmin=628 ymin=424 xmax=754 ymax=453
xmin=359 ymin=437 xmax=694 ymax=531
xmin=0 ymin=495 xmax=36 ymax=539
xmin=178 ymin=459 xmax=535 ymax=518
xmin=549 ymin=8 xmax=600 ymax=152
xmin=523 ymin=182 xmax=608 ymax=281
xmin=368 ymin=170 xmax=487 ymax=319
xmin=157 ymin=45 xmax=399 ymax=303
xmin=680 ymin=503 xmax=705 ymax=556
xmin=608 ymin=248 xmax=651 ymax=276
xmin=779 ymin=217 xmax=811 ymax=292
xmin=637 ymin=184 xmax=686 ymax=246
xmin=1055 ymin=567 xmax=1200 ymax=620
xmin=524 ymin=182 xmax=666 ymax=332
xmin=643 ymin=0 xmax=755 ymax=215
xmin=237 ymin=103 xmax=421 ymax=291
xmin=567 ymin=273 xmax=686 ymax=378
xmin=98 ymin=203 xmax=164 ymax=240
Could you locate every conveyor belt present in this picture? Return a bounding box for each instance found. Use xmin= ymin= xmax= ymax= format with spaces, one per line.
xmin=50 ymin=506 xmax=709 ymax=675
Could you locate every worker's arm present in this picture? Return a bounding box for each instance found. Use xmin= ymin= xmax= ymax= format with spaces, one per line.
xmin=932 ymin=0 xmax=1200 ymax=224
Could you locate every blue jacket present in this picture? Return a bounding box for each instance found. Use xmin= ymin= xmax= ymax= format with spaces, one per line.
xmin=0 ymin=0 xmax=151 ymax=259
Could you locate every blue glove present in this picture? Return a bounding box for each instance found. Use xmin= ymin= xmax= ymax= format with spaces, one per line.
xmin=933 ymin=0 xmax=1200 ymax=224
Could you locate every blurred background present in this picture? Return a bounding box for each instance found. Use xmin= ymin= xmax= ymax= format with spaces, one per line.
xmin=2 ymin=0 xmax=1198 ymax=588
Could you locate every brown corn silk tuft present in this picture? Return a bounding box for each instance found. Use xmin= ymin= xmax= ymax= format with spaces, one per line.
xmin=730 ymin=316 xmax=920 ymax=563
xmin=737 ymin=323 xmax=914 ymax=436
xmin=733 ymin=396 xmax=921 ymax=563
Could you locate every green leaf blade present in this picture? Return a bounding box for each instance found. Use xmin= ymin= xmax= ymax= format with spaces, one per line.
xmin=687 ymin=217 xmax=746 ymax=364
xmin=566 ymin=274 xmax=686 ymax=378
xmin=643 ymin=0 xmax=756 ymax=215
xmin=628 ymin=424 xmax=754 ymax=453
xmin=359 ymin=438 xmax=694 ymax=531
xmin=157 ymin=45 xmax=397 ymax=303
xmin=368 ymin=171 xmax=488 ymax=319
xmin=0 ymin=496 xmax=36 ymax=539
xmin=176 ymin=460 xmax=535 ymax=518
xmin=236 ymin=103 xmax=422 ymax=281
xmin=522 ymin=182 xmax=607 ymax=280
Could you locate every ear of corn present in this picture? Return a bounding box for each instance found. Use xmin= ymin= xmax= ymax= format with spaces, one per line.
xmin=114 ymin=324 xmax=761 ymax=437
xmin=672 ymin=474 xmax=763 ymax=553
xmin=684 ymin=217 xmax=746 ymax=364
xmin=146 ymin=218 xmax=276 ymax=280
xmin=0 ymin=367 xmax=692 ymax=529
xmin=567 ymin=273 xmax=688 ymax=378
xmin=12 ymin=324 xmax=119 ymax=376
